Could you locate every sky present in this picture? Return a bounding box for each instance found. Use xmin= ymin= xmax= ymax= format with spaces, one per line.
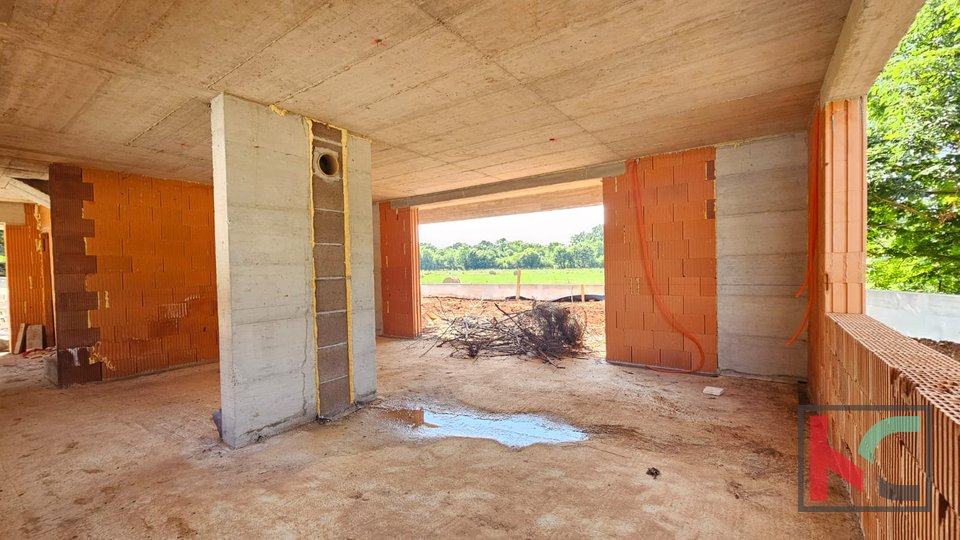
xmin=419 ymin=205 xmax=604 ymax=248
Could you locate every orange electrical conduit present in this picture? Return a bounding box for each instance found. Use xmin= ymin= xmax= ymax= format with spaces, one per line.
xmin=785 ymin=138 xmax=820 ymax=348
xmin=628 ymin=159 xmax=705 ymax=374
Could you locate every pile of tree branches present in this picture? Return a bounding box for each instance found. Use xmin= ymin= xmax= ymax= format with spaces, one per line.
xmin=423 ymin=302 xmax=587 ymax=367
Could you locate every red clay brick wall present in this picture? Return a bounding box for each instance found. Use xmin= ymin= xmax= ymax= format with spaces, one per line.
xmin=378 ymin=203 xmax=421 ymax=337
xmin=603 ymin=148 xmax=718 ymax=372
xmin=6 ymin=203 xmax=54 ymax=346
xmin=820 ymin=315 xmax=959 ymax=537
xmin=80 ymin=169 xmax=219 ymax=379
xmin=808 ymin=99 xmax=867 ymax=399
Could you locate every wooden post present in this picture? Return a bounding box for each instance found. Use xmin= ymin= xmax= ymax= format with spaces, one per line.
xmin=580 ymin=284 xmax=586 ymax=302
xmin=515 ymin=269 xmax=522 ymax=300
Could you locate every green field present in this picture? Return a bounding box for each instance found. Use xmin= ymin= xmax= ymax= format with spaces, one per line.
xmin=420 ymin=268 xmax=604 ymax=285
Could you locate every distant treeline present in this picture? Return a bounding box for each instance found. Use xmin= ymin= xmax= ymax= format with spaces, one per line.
xmin=420 ymin=225 xmax=603 ymax=270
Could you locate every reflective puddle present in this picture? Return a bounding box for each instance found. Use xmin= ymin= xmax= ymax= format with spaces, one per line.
xmin=382 ymin=405 xmax=587 ymax=448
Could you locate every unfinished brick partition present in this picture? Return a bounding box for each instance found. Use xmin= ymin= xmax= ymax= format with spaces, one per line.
xmin=378 ymin=203 xmax=421 ymax=338
xmin=48 ymin=164 xmax=219 ymax=384
xmin=818 ymin=315 xmax=959 ymax=537
xmin=5 ymin=203 xmax=55 ymax=346
xmin=808 ymin=100 xmax=960 ymax=536
xmin=603 ymin=148 xmax=718 ymax=372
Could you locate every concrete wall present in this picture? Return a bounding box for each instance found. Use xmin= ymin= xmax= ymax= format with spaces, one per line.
xmin=867 ymin=289 xmax=960 ymax=342
xmin=716 ymin=132 xmax=808 ymax=380
xmin=347 ymin=135 xmax=376 ymax=402
xmin=212 ymin=94 xmax=317 ymax=448
xmin=422 ymin=283 xmax=604 ymax=301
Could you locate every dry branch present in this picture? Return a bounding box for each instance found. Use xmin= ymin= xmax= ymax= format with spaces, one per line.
xmin=423 ymin=300 xmax=587 ymax=367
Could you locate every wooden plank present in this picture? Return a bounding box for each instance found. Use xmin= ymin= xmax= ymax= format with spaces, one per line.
xmin=13 ymin=323 xmax=26 ymax=354
xmin=25 ymin=324 xmax=44 ymax=350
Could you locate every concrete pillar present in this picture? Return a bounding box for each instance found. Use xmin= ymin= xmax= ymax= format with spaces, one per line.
xmin=211 ymin=94 xmax=375 ymax=447
xmin=345 ymin=135 xmax=377 ymax=403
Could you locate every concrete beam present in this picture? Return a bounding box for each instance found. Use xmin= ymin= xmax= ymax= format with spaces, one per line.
xmin=820 ymin=0 xmax=925 ymax=102
xmin=0 ymin=202 xmax=27 ymax=225
xmin=0 ymin=177 xmax=50 ymax=207
xmin=418 ymin=180 xmax=602 ymax=224
xmin=390 ymin=161 xmax=621 ymax=209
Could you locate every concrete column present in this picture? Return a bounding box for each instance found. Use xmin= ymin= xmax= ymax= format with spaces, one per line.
xmin=212 ymin=94 xmax=317 ymax=447
xmin=212 ymin=94 xmax=377 ymax=447
xmin=346 ymin=135 xmax=376 ymax=402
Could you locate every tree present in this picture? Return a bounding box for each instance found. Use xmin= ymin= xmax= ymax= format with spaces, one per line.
xmin=419 ymin=224 xmax=605 ymax=270
xmin=867 ymin=0 xmax=960 ymax=293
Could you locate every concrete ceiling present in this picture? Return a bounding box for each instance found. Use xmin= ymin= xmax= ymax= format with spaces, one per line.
xmin=0 ymin=0 xmax=901 ymax=202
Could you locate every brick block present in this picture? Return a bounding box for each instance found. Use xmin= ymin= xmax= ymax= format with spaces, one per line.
xmin=656 ymin=183 xmax=687 ymax=204
xmin=674 ymin=201 xmax=706 ymax=221
xmin=651 ymin=222 xmax=683 ymax=241
xmin=314 ymin=210 xmax=345 ymax=244
xmin=683 ymin=296 xmax=716 ymax=317
xmin=683 ymin=257 xmax=716 ymax=278
xmin=653 ymin=330 xmax=684 ymax=351
xmin=644 ymin=167 xmax=674 ymax=187
xmin=682 ymin=219 xmax=715 ymax=240
xmin=676 ymin=313 xmax=706 ymax=334
xmin=688 ymin=238 xmax=715 ymax=258
xmin=668 ymin=276 xmax=701 ymax=297
xmin=688 ymin=180 xmax=717 ymax=201
xmin=660 ymin=349 xmax=692 ymax=369
xmin=700 ymin=277 xmax=717 ymax=296
xmin=316 ymin=312 xmax=348 ymax=347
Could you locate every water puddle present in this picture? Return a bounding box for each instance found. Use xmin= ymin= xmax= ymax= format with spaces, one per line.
xmin=381 ymin=404 xmax=587 ymax=448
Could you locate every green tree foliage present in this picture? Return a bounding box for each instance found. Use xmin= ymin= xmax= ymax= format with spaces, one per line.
xmin=420 ymin=224 xmax=603 ymax=270
xmin=867 ymin=0 xmax=960 ymax=293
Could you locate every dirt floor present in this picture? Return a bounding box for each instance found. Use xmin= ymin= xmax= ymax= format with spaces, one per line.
xmin=0 ymin=340 xmax=860 ymax=538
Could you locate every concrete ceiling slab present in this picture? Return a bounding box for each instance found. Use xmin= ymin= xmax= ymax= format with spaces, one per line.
xmin=0 ymin=0 xmax=919 ymax=202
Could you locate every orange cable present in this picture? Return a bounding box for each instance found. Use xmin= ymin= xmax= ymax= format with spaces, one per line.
xmin=786 ymin=133 xmax=820 ymax=347
xmin=628 ymin=159 xmax=705 ymax=374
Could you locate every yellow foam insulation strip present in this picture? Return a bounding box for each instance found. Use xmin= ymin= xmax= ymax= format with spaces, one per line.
xmin=341 ymin=127 xmax=355 ymax=404
xmin=305 ymin=117 xmax=322 ymax=416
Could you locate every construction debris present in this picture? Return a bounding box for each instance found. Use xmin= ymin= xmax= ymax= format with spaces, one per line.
xmin=703 ymin=386 xmax=725 ymax=396
xmin=423 ymin=301 xmax=588 ymax=367
xmin=646 ymin=467 xmax=661 ymax=479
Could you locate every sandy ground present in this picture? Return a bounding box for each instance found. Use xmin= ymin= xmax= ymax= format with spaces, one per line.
xmin=0 ymin=341 xmax=860 ymax=539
